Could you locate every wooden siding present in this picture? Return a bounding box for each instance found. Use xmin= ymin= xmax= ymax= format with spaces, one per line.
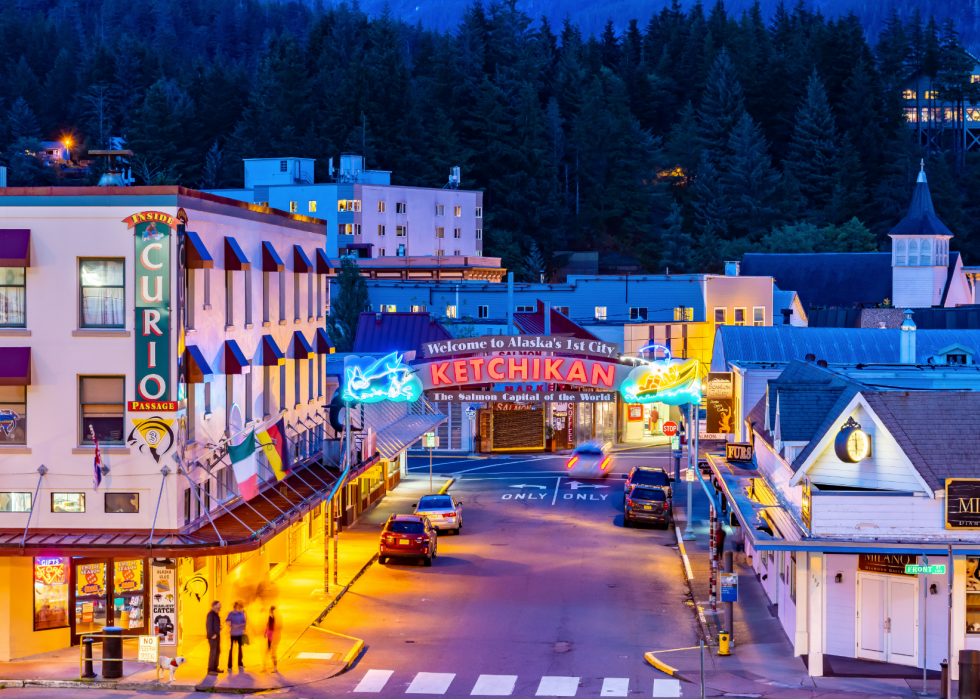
xmin=825 ymin=554 xmax=857 ymax=658
xmin=811 ymin=494 xmax=942 ymax=537
xmin=755 ymin=436 xmax=803 ymax=511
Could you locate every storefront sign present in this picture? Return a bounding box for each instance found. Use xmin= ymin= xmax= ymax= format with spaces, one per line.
xmin=343 ymin=353 xmax=423 ymax=403
xmin=720 ymin=573 xmax=738 ymax=602
xmin=725 ymin=442 xmax=753 ymax=462
xmin=76 ymin=562 xmax=106 ymax=597
xmin=128 ymin=211 xmax=175 ymax=401
xmin=127 ymin=416 xmax=177 ymax=463
xmin=421 ymin=354 xmax=629 ymax=391
xmin=128 ymin=401 xmax=178 ymax=412
xmin=138 ymin=634 xmax=160 ymax=663
xmin=621 ymin=358 xmax=702 ymax=406
xmin=493 ymin=403 xmax=537 ymax=411
xmin=422 ymin=334 xmax=620 ymax=359
xmin=946 ymin=479 xmax=980 ymax=529
xmin=858 ymin=553 xmax=916 ymax=576
xmin=706 ymin=372 xmax=734 ymax=434
xmin=114 ymin=559 xmax=144 ymax=593
xmin=34 ymin=556 xmax=69 ymax=631
xmin=906 ymin=564 xmax=945 ymax=575
xmin=34 ymin=557 xmax=67 ymax=585
xmin=150 ymin=563 xmax=177 ymax=646
xmin=427 ymin=390 xmax=617 ymax=403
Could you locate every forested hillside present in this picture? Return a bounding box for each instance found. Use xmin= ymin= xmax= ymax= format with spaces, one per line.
xmin=1 ymin=0 xmax=979 ymax=274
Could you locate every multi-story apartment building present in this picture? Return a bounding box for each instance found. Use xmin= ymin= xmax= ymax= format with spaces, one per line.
xmin=210 ymin=155 xmax=484 ymax=261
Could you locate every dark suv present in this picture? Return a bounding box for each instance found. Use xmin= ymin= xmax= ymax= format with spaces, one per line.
xmin=624 ymin=487 xmax=672 ymax=528
xmin=622 ymin=466 xmax=673 ymax=499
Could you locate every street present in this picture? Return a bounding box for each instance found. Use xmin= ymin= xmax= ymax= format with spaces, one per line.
xmin=314 ymin=445 xmax=698 ymax=697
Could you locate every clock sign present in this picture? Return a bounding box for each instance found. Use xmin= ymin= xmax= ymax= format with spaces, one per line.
xmin=834 ymin=416 xmax=871 ymax=462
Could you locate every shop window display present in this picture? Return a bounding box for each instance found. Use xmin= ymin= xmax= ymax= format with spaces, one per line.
xmin=968 ymin=558 xmax=980 ymax=633
xmin=75 ymin=561 xmax=107 ymax=637
xmin=33 ymin=557 xmax=69 ymax=631
xmin=113 ymin=559 xmax=145 ymax=629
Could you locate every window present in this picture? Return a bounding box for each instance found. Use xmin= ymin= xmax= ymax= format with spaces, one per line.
xmin=436 ymin=205 xmax=445 ymax=216
xmin=338 ymin=224 xmax=355 ymax=235
xmin=973 ymin=75 xmax=980 ymax=84
xmin=435 ymin=227 xmax=445 ymax=238
xmin=105 ymin=492 xmax=139 ymax=513
xmin=674 ymin=306 xmax=693 ymax=321
xmin=895 ymin=239 xmax=906 ymax=265
xmin=0 ymin=267 xmax=25 ymax=327
xmin=225 ymin=270 xmax=234 ymax=326
xmin=279 ymin=365 xmax=286 ymax=413
xmin=262 ymin=366 xmax=271 ymax=417
xmin=478 ymin=305 xmax=489 ymax=318
xmin=318 ymin=354 xmax=324 ymax=398
xmin=204 ymin=268 xmax=211 ymax=307
xmin=183 ymin=488 xmax=191 ymax=522
xmin=294 ymin=270 xmax=301 ymax=321
xmin=630 ymin=307 xmax=648 ymax=321
xmin=186 ymin=271 xmax=196 ymax=330
xmin=262 ymin=271 xmax=270 ymax=323
xmin=947 ymin=353 xmax=968 ymax=365
xmin=396 ymin=226 xmax=407 ymax=237
xmin=80 ymin=377 xmax=124 ymax=444
xmin=909 ymin=239 xmax=919 ymax=266
xmin=595 ymin=307 xmax=607 ymax=320
xmin=33 ymin=556 xmax=69 ymax=631
xmin=925 ymin=90 xmax=939 ymax=99
xmin=378 ymin=225 xmax=386 ymax=236
xmin=245 ymin=360 xmax=253 ymax=422
xmin=714 ymin=308 xmax=727 ymax=324
xmin=380 ymin=304 xmax=396 ymax=313
xmin=903 ymin=89 xmax=916 ymax=100
xmin=753 ymin=307 xmax=765 ymax=326
xmin=378 ymin=201 xmax=386 ymax=213
xmin=734 ymin=308 xmax=746 ymax=326
xmin=475 ymin=207 xmax=483 ymax=218
xmin=0 ymin=493 xmax=30 ymax=512
xmin=308 ymin=357 xmax=314 ymax=406
xmin=204 ymin=381 xmax=212 ymax=417
xmin=225 ymin=375 xmax=233 ymax=435
xmin=187 ymin=384 xmax=196 ymax=443
xmin=396 ymin=202 xmax=407 ymax=214
xmin=0 ymin=386 xmax=26 ymax=444
xmin=379 ymin=248 xmax=386 ymax=257
xmin=453 ymin=250 xmax=461 ymax=256
xmin=454 ymin=228 xmax=461 ymax=239
xmin=516 ymin=305 xmax=534 ymax=313
xmin=921 ymin=239 xmax=932 ymax=266
xmin=244 ymin=269 xmax=252 ymax=326
xmin=279 ymin=160 xmax=287 ymax=172
xmin=475 ymin=228 xmax=483 ymax=240
xmin=411 ymin=305 xmax=426 ymax=312
xmin=435 ymin=249 xmax=444 ymax=256
xmin=790 ymin=551 xmax=797 ymax=602
xmin=338 ymin=200 xmax=361 ymax=212
xmin=52 ymin=493 xmax=85 ymax=513
xmin=309 ymin=201 xmax=316 ymax=213
xmin=454 ymin=206 xmax=462 ymax=217
xmin=289 ymin=201 xmax=298 ymax=213
xmin=397 ymin=245 xmax=406 ymax=256
xmin=294 ymin=359 xmax=301 ymax=408
xmin=80 ymin=259 xmax=125 ymax=328
xmin=446 ymin=305 xmax=457 ymax=319
xmin=279 ymin=270 xmax=286 ymax=323
xmin=555 ymin=306 xmax=569 ymax=316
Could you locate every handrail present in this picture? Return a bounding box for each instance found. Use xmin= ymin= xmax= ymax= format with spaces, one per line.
xmin=77 ymin=632 xmax=156 ymax=680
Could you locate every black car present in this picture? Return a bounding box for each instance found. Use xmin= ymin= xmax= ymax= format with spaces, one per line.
xmin=622 ymin=466 xmax=673 ymax=499
xmin=624 ymin=487 xmax=672 ymax=528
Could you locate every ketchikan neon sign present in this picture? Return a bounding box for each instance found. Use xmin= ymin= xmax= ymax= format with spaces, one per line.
xmin=342 ymin=353 xmax=424 ymax=403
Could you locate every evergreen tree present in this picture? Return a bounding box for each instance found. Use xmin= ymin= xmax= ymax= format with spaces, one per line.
xmin=7 ymin=97 xmax=41 ymax=141
xmin=784 ymin=71 xmax=839 ymax=222
xmin=658 ymin=202 xmax=694 ymax=272
xmin=697 ymin=48 xmax=746 ymax=162
xmin=692 ymin=151 xmax=730 ymax=247
xmin=722 ymin=112 xmax=782 ymax=240
xmin=325 ymin=256 xmax=370 ymax=353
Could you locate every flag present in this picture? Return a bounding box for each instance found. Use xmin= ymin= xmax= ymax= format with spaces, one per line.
xmin=228 ymin=430 xmax=260 ymax=500
xmin=93 ymin=432 xmax=104 ymax=491
xmin=257 ymin=418 xmax=291 ymax=481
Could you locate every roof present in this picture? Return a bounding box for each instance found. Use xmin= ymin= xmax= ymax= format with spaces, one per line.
xmin=352 ymin=312 xmax=453 ymax=355
xmin=740 ymin=253 xmax=892 ymax=309
xmin=773 ymin=286 xmax=807 ymax=324
xmin=375 ymin=414 xmax=448 ymax=459
xmin=715 ymin=325 xmax=980 ymax=366
xmin=886 ymin=168 xmax=954 ymax=240
xmin=514 ymin=300 xmax=600 ymax=341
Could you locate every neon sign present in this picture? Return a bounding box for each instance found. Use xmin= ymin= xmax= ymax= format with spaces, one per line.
xmin=34 ymin=557 xmax=67 ymax=585
xmin=621 ymin=358 xmax=702 ymax=405
xmin=420 ymin=354 xmax=628 ymax=390
xmin=342 ymin=353 xmax=424 ymax=403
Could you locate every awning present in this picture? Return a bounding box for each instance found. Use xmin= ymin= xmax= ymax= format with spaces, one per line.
xmin=221 ymin=339 xmax=250 ymax=374
xmin=375 ymin=414 xmax=448 ymax=460
xmin=262 ymin=241 xmax=285 ymax=272
xmin=294 ymin=245 xmax=313 ymax=273
xmin=257 ymin=335 xmax=285 ymax=366
xmin=185 ymin=345 xmax=214 ymax=384
xmin=316 ymin=248 xmax=331 ymax=274
xmin=293 ymin=331 xmax=314 ymax=359
xmin=0 ymin=230 xmax=30 ymax=267
xmin=315 ymin=328 xmax=335 ymax=354
xmin=0 ymin=347 xmax=31 ymax=385
xmin=185 ymin=230 xmax=214 ymax=269
xmin=225 ymin=236 xmax=250 ymax=271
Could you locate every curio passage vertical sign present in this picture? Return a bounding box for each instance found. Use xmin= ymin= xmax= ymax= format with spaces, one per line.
xmin=125 ymin=212 xmax=175 ymax=404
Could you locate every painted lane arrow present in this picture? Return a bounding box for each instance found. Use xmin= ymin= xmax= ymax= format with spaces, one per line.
xmin=568 ymin=481 xmax=611 ymax=490
xmin=509 ymin=484 xmax=547 ymax=489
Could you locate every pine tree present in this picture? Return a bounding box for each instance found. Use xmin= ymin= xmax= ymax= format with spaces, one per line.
xmin=7 ymin=97 xmax=41 ymax=142
xmin=523 ymin=241 xmax=546 ymax=282
xmin=784 ymin=71 xmax=839 ymax=222
xmin=658 ymin=202 xmax=694 ymax=272
xmin=697 ymin=48 xmax=746 ymax=162
xmin=326 ymin=256 xmax=370 ymax=353
xmin=722 ymin=112 xmax=782 ymax=240
xmin=692 ymin=151 xmax=730 ymax=243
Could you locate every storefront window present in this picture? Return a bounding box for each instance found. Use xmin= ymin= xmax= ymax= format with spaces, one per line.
xmin=790 ymin=552 xmax=797 ymax=603
xmin=0 ymin=386 xmax=26 ymax=444
xmin=0 ymin=492 xmax=31 ymax=512
xmin=52 ymin=493 xmax=85 ymax=513
xmin=105 ymin=492 xmax=139 ymax=513
xmin=113 ymin=559 xmax=145 ymax=629
xmin=75 ymin=561 xmax=108 ymax=637
xmin=967 ymin=558 xmax=980 ymax=633
xmin=33 ymin=557 xmax=69 ymax=630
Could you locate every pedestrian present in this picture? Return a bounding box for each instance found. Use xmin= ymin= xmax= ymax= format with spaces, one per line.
xmin=226 ymin=600 xmax=248 ymax=671
xmin=206 ymin=601 xmax=223 ymax=676
xmin=263 ymin=605 xmax=282 ymax=672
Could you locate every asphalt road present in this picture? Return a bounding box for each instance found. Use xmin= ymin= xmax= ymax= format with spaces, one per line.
xmin=308 ymin=446 xmax=699 ymax=698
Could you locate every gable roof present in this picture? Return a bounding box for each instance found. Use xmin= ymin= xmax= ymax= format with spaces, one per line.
xmin=513 ymin=300 xmax=600 ymax=341
xmin=352 ymin=312 xmax=452 ymax=355
xmin=764 ymin=360 xmax=857 ymax=446
xmin=740 ymin=252 xmax=892 ymax=309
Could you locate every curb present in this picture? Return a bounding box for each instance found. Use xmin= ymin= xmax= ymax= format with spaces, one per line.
xmin=675 ymin=524 xmax=711 ymax=643
xmin=314 ymin=553 xmax=379 ymax=626
xmin=437 ymin=477 xmax=456 ymax=494
xmin=644 ymin=652 xmax=688 ymax=681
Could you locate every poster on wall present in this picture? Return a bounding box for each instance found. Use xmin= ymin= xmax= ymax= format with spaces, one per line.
xmin=76 ymin=562 xmax=106 ymax=597
xmin=150 ymin=564 xmax=177 ymax=646
xmin=706 ymin=372 xmax=734 ymax=435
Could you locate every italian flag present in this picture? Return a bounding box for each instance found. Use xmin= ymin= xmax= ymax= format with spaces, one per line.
xmin=228 ymin=431 xmax=260 ymax=501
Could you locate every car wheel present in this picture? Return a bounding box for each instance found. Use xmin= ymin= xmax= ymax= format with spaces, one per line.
xmin=378 ymin=556 xmax=386 ymax=564
xmin=455 ymin=527 xmax=461 ymax=535
xmin=623 ymin=513 xmax=632 ymax=528
xmin=424 ymin=556 xmax=433 ymax=567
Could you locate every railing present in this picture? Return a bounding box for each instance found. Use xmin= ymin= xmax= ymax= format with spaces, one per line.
xmin=78 ymin=632 xmax=155 ymax=681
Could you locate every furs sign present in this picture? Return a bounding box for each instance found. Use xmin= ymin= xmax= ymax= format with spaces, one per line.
xmin=124 ymin=211 xmax=175 ymax=401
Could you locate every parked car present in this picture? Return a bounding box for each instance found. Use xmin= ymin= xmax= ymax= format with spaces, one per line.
xmin=566 ymin=440 xmax=614 ymax=477
xmin=414 ymin=494 xmax=464 ymax=534
xmin=622 ymin=466 xmax=673 ymax=498
xmin=624 ymin=487 xmax=673 ymax=528
xmin=378 ymin=514 xmax=438 ymax=566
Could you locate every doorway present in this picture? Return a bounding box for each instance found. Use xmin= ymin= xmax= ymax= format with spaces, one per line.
xmin=857 ymin=573 xmax=918 ymax=666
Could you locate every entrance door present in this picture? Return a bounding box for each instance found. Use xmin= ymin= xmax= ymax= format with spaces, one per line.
xmin=857 ymin=573 xmax=918 ymax=666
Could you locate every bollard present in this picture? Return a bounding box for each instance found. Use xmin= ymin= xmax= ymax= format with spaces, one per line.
xmin=80 ymin=637 xmax=97 ymax=679
xmin=960 ymin=650 xmax=980 ymax=699
xmin=101 ymin=626 xmax=124 ymax=679
xmin=717 ymin=632 xmax=731 ymax=656
xmin=942 ymin=659 xmax=949 ymax=699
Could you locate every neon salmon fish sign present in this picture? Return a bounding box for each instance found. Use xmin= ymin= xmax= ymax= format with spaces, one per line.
xmin=342 ymin=353 xmax=424 ymax=404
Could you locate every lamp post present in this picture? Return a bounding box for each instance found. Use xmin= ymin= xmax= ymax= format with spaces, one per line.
xmin=683 ymin=403 xmax=696 ymax=540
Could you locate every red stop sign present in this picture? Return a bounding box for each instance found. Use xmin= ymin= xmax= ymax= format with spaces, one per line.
xmin=662 ymin=421 xmax=678 ymax=437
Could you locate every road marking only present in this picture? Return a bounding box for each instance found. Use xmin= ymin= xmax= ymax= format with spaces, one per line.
xmin=652 ymin=679 xmax=681 ymax=697
xmin=406 ymin=672 xmax=456 ymax=694
xmin=535 ymin=677 xmax=580 ymax=696
xmin=599 ymin=678 xmax=629 ymax=696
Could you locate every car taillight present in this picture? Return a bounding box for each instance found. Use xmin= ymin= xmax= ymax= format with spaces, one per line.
xmin=626 ymin=499 xmax=633 ymax=508
xmin=567 ymin=456 xmax=579 ymax=469
xmin=443 ymin=513 xmax=454 ymax=518
xmin=600 ymin=456 xmax=611 ymax=470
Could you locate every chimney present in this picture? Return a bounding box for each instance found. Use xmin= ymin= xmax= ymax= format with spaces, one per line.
xmin=781 ymin=309 xmax=792 ymax=325
xmin=805 ymin=353 xmax=815 ymax=362
xmin=900 ymin=309 xmax=916 ymax=364
xmin=724 ymin=261 xmax=740 ymax=276
xmin=817 ymin=359 xmax=828 ymax=368
xmin=506 ymin=272 xmax=514 ymax=336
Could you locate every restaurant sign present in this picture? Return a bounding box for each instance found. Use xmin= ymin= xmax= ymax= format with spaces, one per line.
xmin=945 ymin=478 xmax=980 ymax=529
xmin=858 ymin=553 xmax=917 ymax=576
xmin=126 ymin=212 xmax=176 ymax=401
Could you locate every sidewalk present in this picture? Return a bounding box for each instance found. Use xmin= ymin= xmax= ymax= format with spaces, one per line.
xmin=0 ymin=473 xmax=439 ymax=693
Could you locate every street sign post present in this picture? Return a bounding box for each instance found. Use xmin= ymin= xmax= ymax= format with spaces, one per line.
xmin=424 ymin=432 xmax=440 ymax=493
xmin=670 ymin=436 xmax=680 ymax=450
xmin=662 ymin=421 xmax=678 ymax=437
xmin=906 ymin=564 xmax=946 ymax=575
xmin=720 ymin=573 xmax=738 ymax=602
xmin=138 ymin=634 xmax=160 ymax=679
xmin=685 ymin=468 xmax=695 ymax=482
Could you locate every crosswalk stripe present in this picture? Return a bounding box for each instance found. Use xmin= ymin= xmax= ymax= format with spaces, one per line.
xmin=471 ymin=675 xmax=518 ymax=696
xmin=296 ymin=652 xmax=335 ymax=660
xmin=406 ymin=672 xmax=456 ymax=694
xmin=354 ymin=670 xmax=394 ymax=693
xmin=652 ymin=679 xmax=681 ymax=698
xmin=535 ymin=676 xmax=580 ymax=697
xmin=600 ymin=678 xmax=629 ymax=697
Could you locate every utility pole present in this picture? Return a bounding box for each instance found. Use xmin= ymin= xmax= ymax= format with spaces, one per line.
xmin=683 ymin=403 xmax=696 ymax=541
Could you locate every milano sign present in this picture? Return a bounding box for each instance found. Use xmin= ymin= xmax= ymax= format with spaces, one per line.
xmin=125 ymin=211 xmax=176 ymax=402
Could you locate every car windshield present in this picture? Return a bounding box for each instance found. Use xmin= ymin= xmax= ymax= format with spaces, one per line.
xmin=387 ymin=521 xmax=425 ymax=534
xmin=631 ymin=488 xmax=667 ymax=502
xmin=417 ymin=496 xmax=454 ymax=510
xmin=632 ymin=470 xmax=669 ymax=486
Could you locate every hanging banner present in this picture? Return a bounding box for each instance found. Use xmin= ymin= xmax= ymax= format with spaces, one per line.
xmin=129 ymin=212 xmax=175 ymax=402
xmin=706 ymin=372 xmax=734 ymax=434
xmin=150 ymin=564 xmax=177 ymax=646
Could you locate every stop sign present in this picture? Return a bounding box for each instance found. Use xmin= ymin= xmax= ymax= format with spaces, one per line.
xmin=662 ymin=421 xmax=678 ymax=437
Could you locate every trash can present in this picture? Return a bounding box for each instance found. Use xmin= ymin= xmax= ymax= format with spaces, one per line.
xmin=959 ymin=649 xmax=980 ymax=699
xmin=101 ymin=626 xmax=124 ymax=679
